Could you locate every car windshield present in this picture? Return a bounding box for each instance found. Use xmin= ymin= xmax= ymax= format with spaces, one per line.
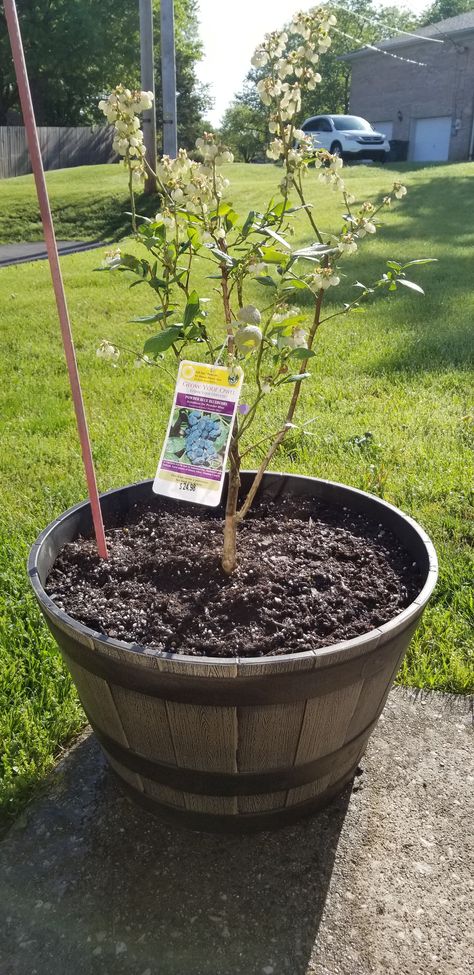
xmin=331 ymin=116 xmax=372 ymax=131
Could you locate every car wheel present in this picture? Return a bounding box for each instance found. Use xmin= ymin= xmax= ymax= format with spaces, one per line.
xmin=330 ymin=141 xmax=343 ymax=157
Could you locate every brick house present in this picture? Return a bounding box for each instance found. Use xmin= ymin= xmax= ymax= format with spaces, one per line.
xmin=343 ymin=12 xmax=474 ymax=162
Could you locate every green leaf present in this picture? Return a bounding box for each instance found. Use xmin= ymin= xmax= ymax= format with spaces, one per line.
xmin=130 ymin=312 xmax=164 ymax=324
xmin=281 ymin=277 xmax=309 ymax=292
xmin=184 ymin=323 xmax=205 ymax=340
xmin=288 ymin=348 xmax=316 ymax=360
xmin=209 ymin=247 xmax=235 ymax=266
xmin=166 ymin=436 xmax=186 ymax=456
xmin=261 ymin=246 xmax=287 ymax=265
xmin=401 ymin=259 xmax=438 ymax=268
xmin=184 ymin=290 xmax=201 ymax=327
xmin=293 ymin=243 xmax=334 ymax=260
xmin=143 ymin=326 xmax=183 ymax=356
xmin=255 ymin=275 xmax=276 ymax=287
xmin=149 ymin=277 xmax=168 ymax=291
xmin=260 ymin=226 xmax=291 ymax=250
xmin=216 ymin=202 xmax=232 ymax=217
xmin=386 ymin=261 xmax=402 ymax=271
xmin=280 ymin=372 xmax=311 ymax=384
xmin=398 ymin=278 xmax=424 ymax=294
xmin=186 ymin=226 xmax=201 ymax=248
xmin=241 ymin=210 xmax=256 ymax=237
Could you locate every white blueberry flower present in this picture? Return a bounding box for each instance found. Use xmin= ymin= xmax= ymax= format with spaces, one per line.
xmin=358 ymin=218 xmax=376 ymax=236
xmin=101 ymin=247 xmax=121 ymax=269
xmin=237 ymin=304 xmax=262 ymax=325
xmin=96 ymin=340 xmax=120 ymax=361
xmin=266 ymin=138 xmax=284 ymax=161
xmin=277 ymin=326 xmax=308 ymax=349
xmin=308 ymin=268 xmax=340 ymax=290
xmin=235 ymin=325 xmax=263 ymax=353
xmin=251 ymin=48 xmax=269 ymax=68
xmin=338 ymin=234 xmax=358 ymax=255
xmin=393 ymin=182 xmax=407 ymax=199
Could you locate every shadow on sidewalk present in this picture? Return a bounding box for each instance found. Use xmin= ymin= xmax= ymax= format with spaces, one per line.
xmin=0 ymin=732 xmax=353 ymax=975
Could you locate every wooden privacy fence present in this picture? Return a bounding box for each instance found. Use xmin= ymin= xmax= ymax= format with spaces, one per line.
xmin=0 ymin=125 xmax=117 ymax=178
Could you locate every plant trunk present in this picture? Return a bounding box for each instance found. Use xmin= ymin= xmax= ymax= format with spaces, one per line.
xmin=221 ymin=436 xmax=240 ymax=575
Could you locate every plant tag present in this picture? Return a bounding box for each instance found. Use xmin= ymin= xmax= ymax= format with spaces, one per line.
xmin=153 ymin=360 xmax=243 ymax=507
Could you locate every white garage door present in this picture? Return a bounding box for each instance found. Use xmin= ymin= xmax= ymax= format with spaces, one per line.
xmin=373 ymin=121 xmax=393 ymax=140
xmin=413 ymin=116 xmax=451 ymax=162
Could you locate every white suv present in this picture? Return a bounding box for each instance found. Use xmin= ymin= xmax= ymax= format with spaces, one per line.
xmin=300 ymin=114 xmax=390 ymax=162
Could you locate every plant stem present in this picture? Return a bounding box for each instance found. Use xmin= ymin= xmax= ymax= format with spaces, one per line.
xmin=222 ymin=430 xmax=241 ymax=574
xmin=237 ymin=287 xmax=325 ymax=521
xmin=128 ymin=168 xmax=137 ymax=233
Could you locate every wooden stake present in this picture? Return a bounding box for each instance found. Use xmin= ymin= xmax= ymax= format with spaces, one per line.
xmin=3 ymin=0 xmax=108 ymax=559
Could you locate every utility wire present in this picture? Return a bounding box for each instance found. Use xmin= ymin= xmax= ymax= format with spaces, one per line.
xmin=328 ymin=0 xmax=444 ymax=43
xmin=334 ymin=26 xmax=428 ymax=66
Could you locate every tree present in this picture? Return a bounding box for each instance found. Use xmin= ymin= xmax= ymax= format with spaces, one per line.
xmin=220 ymin=100 xmax=268 ymax=162
xmin=224 ymin=0 xmax=419 ymax=156
xmin=0 ymin=0 xmax=210 ymax=148
xmin=420 ymin=0 xmax=474 ymax=24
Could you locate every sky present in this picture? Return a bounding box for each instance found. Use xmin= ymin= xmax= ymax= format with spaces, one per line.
xmin=195 ymin=0 xmax=431 ymax=125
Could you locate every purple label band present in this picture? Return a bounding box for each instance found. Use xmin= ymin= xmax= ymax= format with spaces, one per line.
xmin=161 ymin=459 xmax=222 ymax=482
xmin=176 ymin=393 xmax=235 ymax=416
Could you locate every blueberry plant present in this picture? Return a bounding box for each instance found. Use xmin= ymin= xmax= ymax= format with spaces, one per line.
xmin=97 ymin=7 xmax=433 ymax=575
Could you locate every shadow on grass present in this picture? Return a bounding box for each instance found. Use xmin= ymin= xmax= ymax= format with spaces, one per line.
xmin=50 ymin=191 xmax=160 ymax=243
xmin=293 ymin=172 xmax=473 ymax=375
xmin=0 ymin=734 xmax=352 ymax=975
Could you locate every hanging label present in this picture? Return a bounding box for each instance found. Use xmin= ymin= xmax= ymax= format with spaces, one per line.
xmin=153 ymin=360 xmax=243 ymax=507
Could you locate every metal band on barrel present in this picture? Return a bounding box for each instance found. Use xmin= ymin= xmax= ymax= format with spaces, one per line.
xmin=90 ymin=716 xmax=375 ymax=795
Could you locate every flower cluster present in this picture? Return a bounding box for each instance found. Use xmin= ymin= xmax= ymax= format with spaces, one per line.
xmin=338 ymin=233 xmax=358 ymax=255
xmin=393 ymin=181 xmax=408 ymax=199
xmin=99 ymin=86 xmax=153 ymax=182
xmin=155 ymin=137 xmax=233 ymax=218
xmin=277 ymin=326 xmax=308 ymax=349
xmin=101 ymin=246 xmax=122 ymax=269
xmin=96 ymin=339 xmax=119 ymax=362
xmin=307 ymin=267 xmax=341 ymax=290
xmin=253 ymin=9 xmax=337 ymax=172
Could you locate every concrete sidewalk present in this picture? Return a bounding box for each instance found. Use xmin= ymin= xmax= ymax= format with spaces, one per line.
xmin=0 ymin=688 xmax=472 ymax=975
xmin=0 ymin=240 xmax=105 ymax=267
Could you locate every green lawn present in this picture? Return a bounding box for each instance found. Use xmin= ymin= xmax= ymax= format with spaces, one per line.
xmin=0 ymin=161 xmax=473 ymax=828
xmin=0 ymin=163 xmax=157 ymax=244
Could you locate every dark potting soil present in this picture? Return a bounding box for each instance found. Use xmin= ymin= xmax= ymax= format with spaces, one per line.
xmin=47 ymin=497 xmax=422 ymax=658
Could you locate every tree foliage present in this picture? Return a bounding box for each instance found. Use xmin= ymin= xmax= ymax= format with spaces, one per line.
xmin=420 ymin=0 xmax=474 ymax=24
xmin=0 ymin=0 xmax=210 ymax=148
xmin=220 ymin=100 xmax=268 ymax=162
xmin=221 ymin=0 xmax=419 ymax=161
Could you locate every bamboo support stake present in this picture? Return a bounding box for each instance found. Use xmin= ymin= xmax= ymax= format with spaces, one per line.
xmin=4 ymin=0 xmax=108 ymax=558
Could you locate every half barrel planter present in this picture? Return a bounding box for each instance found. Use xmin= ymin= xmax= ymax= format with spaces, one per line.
xmin=28 ymin=473 xmax=438 ymax=832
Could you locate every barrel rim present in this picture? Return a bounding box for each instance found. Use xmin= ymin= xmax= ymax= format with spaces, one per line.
xmin=28 ymin=473 xmax=438 ymax=669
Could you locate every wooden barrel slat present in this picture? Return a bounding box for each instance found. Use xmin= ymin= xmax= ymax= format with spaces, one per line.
xmin=109 ymin=686 xmax=177 ymax=764
xmin=29 ymin=474 xmax=437 ymax=831
xmin=140 ymin=777 xmax=186 ymax=808
xmin=104 ymin=751 xmax=143 ymax=793
xmin=183 ymin=793 xmax=238 ymax=815
xmin=238 ymin=791 xmax=287 ymax=814
xmin=65 ymin=660 xmax=130 ymax=748
xmin=165 ymin=703 xmax=238 ymax=778
xmin=286 ymin=682 xmax=364 ymax=806
xmin=237 ymin=703 xmax=306 ymax=773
